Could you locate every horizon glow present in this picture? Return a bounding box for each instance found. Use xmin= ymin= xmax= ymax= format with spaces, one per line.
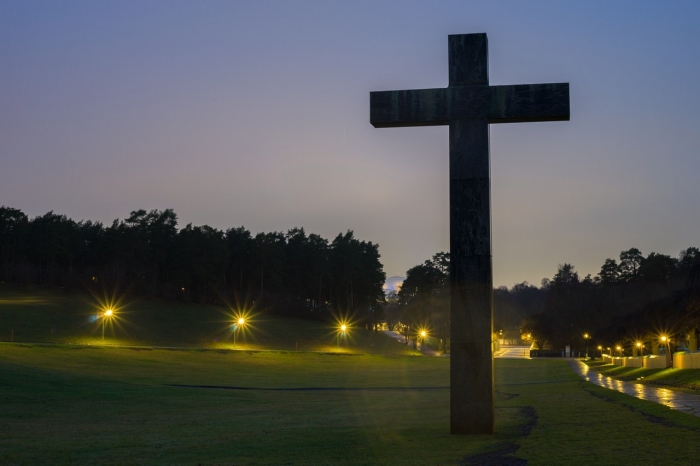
xmin=2 ymin=1 xmax=700 ymax=287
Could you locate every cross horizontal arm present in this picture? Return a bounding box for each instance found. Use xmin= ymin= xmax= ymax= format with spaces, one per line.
xmin=370 ymin=88 xmax=460 ymax=128
xmin=370 ymin=83 xmax=569 ymax=128
xmin=488 ymin=83 xmax=569 ymax=124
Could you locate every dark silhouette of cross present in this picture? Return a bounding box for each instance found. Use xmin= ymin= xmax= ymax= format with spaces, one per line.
xmin=370 ymin=33 xmax=569 ymax=435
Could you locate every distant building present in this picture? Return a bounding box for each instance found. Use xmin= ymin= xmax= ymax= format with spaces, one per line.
xmin=383 ymin=276 xmax=405 ymax=296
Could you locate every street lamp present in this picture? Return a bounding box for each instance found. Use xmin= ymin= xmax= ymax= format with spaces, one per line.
xmin=337 ymin=323 xmax=348 ymax=349
xmin=616 ymin=345 xmax=622 ymax=357
xmin=418 ymin=329 xmax=428 ymax=349
xmin=636 ymin=341 xmax=644 ymax=357
xmin=233 ymin=317 xmax=246 ymax=347
xmin=583 ymin=333 xmax=590 ymax=358
xmin=102 ymin=309 xmax=113 ymax=341
xmin=597 ymin=345 xmax=603 ymax=358
xmin=660 ymin=335 xmax=670 ymax=355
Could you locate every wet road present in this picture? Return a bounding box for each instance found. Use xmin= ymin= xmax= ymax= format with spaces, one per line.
xmin=569 ymin=359 xmax=700 ymax=417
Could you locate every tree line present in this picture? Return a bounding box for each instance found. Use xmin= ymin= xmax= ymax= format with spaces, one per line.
xmin=520 ymin=247 xmax=700 ymax=352
xmin=0 ymin=206 xmax=386 ymax=326
xmin=384 ymin=252 xmax=450 ymax=350
xmin=392 ymin=247 xmax=700 ymax=352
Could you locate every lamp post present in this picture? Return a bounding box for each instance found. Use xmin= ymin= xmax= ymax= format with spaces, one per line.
xmin=660 ymin=335 xmax=670 ymax=356
xmin=338 ymin=324 xmax=347 ymax=349
xmin=616 ymin=345 xmax=622 ymax=358
xmin=102 ymin=309 xmax=113 ymax=341
xmin=636 ymin=341 xmax=644 ymax=357
xmin=583 ymin=333 xmax=590 ymax=358
xmin=419 ymin=329 xmax=428 ymax=350
xmin=234 ymin=317 xmax=245 ymax=348
xmin=597 ymin=345 xmax=603 ymax=359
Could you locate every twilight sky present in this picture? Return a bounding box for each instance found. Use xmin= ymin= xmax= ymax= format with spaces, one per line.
xmin=2 ymin=1 xmax=699 ymax=287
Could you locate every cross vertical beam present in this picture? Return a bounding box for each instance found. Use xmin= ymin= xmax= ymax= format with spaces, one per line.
xmin=450 ymin=120 xmax=493 ymax=433
xmin=369 ymin=33 xmax=569 ymax=435
xmin=449 ymin=34 xmax=493 ymax=434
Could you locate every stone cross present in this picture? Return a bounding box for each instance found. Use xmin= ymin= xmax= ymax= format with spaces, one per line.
xmin=370 ymin=33 xmax=569 ymax=434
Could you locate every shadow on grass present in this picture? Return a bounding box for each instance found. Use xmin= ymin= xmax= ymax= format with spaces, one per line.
xmin=459 ymin=405 xmax=537 ymax=466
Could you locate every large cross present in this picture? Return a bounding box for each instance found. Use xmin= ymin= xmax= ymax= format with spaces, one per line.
xmin=370 ymin=33 xmax=569 ymax=435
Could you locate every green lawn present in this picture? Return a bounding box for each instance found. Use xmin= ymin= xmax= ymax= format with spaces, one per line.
xmin=3 ymin=346 xmax=700 ymax=465
xmin=0 ymin=283 xmax=415 ymax=354
xmin=4 ymin=284 xmax=700 ymax=464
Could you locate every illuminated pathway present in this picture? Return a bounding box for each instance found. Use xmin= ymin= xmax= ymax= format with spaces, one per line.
xmin=569 ymin=359 xmax=700 ymax=418
xmin=383 ymin=329 xmax=443 ymax=356
xmin=496 ymin=346 xmax=531 ymax=359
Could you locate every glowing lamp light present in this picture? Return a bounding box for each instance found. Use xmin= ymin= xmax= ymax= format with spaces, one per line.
xmin=232 ymin=315 xmax=248 ymax=348
xmin=636 ymin=342 xmax=642 ymax=347
xmin=420 ymin=330 xmax=427 ymax=338
xmin=661 ymin=335 xmax=668 ymax=342
xmin=100 ymin=309 xmax=114 ymax=342
xmin=336 ymin=322 xmax=349 ymax=349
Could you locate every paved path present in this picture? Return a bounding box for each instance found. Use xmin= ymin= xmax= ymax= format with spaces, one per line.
xmin=383 ymin=332 xmax=531 ymax=359
xmin=383 ymin=330 xmax=443 ymax=356
xmin=569 ymin=359 xmax=700 ymax=418
xmin=497 ymin=346 xmax=531 ymax=359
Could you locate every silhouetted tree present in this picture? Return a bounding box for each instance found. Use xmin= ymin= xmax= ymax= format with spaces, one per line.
xmin=619 ymin=248 xmax=643 ymax=282
xmin=597 ymin=258 xmax=620 ymax=286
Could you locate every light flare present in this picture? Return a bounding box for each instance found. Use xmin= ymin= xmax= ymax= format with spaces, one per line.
xmin=84 ymin=279 xmax=139 ymax=344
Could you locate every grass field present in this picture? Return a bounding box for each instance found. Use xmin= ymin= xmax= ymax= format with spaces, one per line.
xmin=4 ymin=284 xmax=700 ymax=464
xmin=3 ymin=345 xmax=700 ymax=465
xmin=0 ymin=283 xmax=415 ymax=354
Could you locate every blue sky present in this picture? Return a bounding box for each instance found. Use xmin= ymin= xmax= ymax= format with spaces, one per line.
xmin=2 ymin=1 xmax=699 ymax=286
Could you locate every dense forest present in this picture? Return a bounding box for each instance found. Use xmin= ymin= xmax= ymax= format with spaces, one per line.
xmin=392 ymin=247 xmax=700 ymax=352
xmin=0 ymin=206 xmax=386 ymax=326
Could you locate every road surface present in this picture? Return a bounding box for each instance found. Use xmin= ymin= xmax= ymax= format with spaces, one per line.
xmin=496 ymin=346 xmax=531 ymax=359
xmin=384 ymin=331 xmax=530 ymax=358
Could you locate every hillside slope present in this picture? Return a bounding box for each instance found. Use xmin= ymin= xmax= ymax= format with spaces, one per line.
xmin=0 ymin=283 xmax=415 ymax=354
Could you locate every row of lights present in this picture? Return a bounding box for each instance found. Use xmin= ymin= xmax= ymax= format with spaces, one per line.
xmin=98 ymin=308 xmax=253 ymax=347
xmin=523 ymin=331 xmax=672 ymax=359
xmin=595 ymin=335 xmax=671 ymax=358
xmin=98 ymin=307 xmax=433 ymax=351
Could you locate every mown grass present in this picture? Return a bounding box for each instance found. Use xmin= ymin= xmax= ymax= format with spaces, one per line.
xmin=0 ymin=283 xmax=414 ymax=354
xmin=3 ymin=346 xmax=700 ymax=464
